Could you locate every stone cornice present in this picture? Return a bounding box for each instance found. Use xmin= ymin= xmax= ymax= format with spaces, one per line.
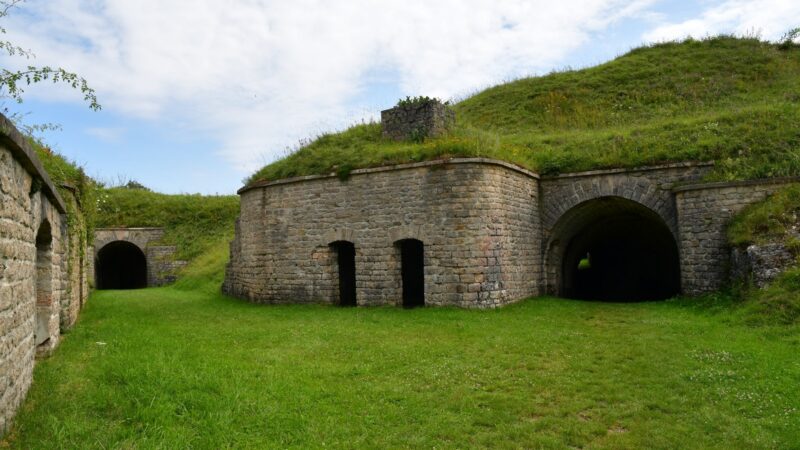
xmin=0 ymin=113 xmax=66 ymax=213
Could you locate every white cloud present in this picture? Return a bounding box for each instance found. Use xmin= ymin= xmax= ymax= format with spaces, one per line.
xmin=85 ymin=126 xmax=124 ymax=142
xmin=644 ymin=0 xmax=800 ymax=43
xmin=2 ymin=0 xmax=657 ymax=174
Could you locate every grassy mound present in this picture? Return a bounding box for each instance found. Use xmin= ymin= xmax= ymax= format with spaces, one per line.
xmin=96 ymin=187 xmax=239 ymax=261
xmin=726 ymin=184 xmax=800 ymax=324
xmin=249 ymin=36 xmax=800 ymax=184
xmin=172 ymin=238 xmax=231 ymax=293
xmin=728 ymin=184 xmax=800 ymax=246
xmin=32 ymin=141 xmax=99 ymax=229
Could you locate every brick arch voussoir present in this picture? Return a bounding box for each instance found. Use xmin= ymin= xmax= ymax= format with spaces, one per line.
xmin=95 ymin=233 xmax=148 ymax=257
xmin=323 ymin=228 xmax=356 ymax=246
xmin=546 ymin=178 xmax=675 ymax=238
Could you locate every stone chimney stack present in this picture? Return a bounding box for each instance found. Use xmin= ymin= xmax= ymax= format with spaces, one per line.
xmin=381 ymin=98 xmax=455 ymax=141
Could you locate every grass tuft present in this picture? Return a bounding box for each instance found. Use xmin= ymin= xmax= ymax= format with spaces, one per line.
xmin=728 ymin=184 xmax=800 ymax=246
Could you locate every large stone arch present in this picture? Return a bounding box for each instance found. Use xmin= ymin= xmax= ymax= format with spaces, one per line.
xmin=543 ymin=196 xmax=681 ymax=300
xmin=95 ymin=240 xmax=148 ymax=289
xmin=541 ymin=172 xmax=678 ymax=238
xmin=94 ymin=228 xmax=186 ymax=288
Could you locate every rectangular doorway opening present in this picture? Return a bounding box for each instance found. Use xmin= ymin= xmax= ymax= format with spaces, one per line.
xmin=398 ymin=239 xmax=425 ymax=308
xmin=330 ymin=241 xmax=357 ymax=306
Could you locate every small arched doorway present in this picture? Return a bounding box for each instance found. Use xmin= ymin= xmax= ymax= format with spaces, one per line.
xmin=396 ymin=239 xmax=425 ymax=308
xmin=329 ymin=241 xmax=357 ymax=306
xmin=96 ymin=241 xmax=147 ymax=289
xmin=548 ymin=196 xmax=680 ymax=301
xmin=35 ymin=220 xmax=53 ymax=347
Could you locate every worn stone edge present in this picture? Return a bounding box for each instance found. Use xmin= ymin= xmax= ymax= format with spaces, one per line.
xmin=541 ymin=161 xmax=715 ymax=180
xmin=0 ymin=112 xmax=66 ymax=213
xmin=672 ymin=176 xmax=800 ymax=193
xmin=238 ymin=158 xmax=541 ymax=194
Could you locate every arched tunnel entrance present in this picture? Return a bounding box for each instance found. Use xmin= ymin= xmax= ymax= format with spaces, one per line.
xmin=96 ymin=241 xmax=147 ymax=289
xmin=549 ymin=196 xmax=680 ymax=301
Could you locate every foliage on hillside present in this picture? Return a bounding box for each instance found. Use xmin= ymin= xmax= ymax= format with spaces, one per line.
xmin=725 ymin=184 xmax=800 ymax=324
xmin=95 ymin=187 xmax=239 ymax=261
xmin=248 ymin=36 xmax=800 ymax=185
xmin=31 ymin=140 xmax=99 ymax=229
xmin=31 ymin=141 xmax=98 ymax=285
xmin=728 ymin=184 xmax=800 ymax=246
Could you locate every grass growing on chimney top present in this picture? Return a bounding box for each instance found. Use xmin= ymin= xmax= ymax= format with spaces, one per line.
xmin=248 ymin=36 xmax=800 ymax=185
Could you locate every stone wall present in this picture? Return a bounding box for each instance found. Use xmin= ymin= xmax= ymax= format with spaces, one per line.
xmin=731 ymin=241 xmax=796 ymax=288
xmin=94 ymin=228 xmax=187 ymax=287
xmin=224 ymin=159 xmax=541 ymax=308
xmin=381 ymin=100 xmax=455 ymax=141
xmin=0 ymin=113 xmax=87 ymax=433
xmin=539 ymin=163 xmax=712 ymax=295
xmin=226 ymin=156 xmax=799 ymax=306
xmin=675 ymin=178 xmax=796 ymax=295
xmin=146 ymin=245 xmax=188 ymax=286
xmin=59 ymin=185 xmax=91 ymax=330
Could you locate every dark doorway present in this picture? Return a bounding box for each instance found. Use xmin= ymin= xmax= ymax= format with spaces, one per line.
xmin=96 ymin=241 xmax=147 ymax=289
xmin=398 ymin=239 xmax=425 ymax=308
xmin=558 ymin=197 xmax=680 ymax=301
xmin=35 ymin=221 xmax=53 ymax=347
xmin=330 ymin=241 xmax=357 ymax=306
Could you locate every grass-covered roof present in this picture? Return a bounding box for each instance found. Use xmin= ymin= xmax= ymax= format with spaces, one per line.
xmin=248 ymin=36 xmax=800 ymax=186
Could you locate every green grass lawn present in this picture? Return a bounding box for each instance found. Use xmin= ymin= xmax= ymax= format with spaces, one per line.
xmin=5 ymin=285 xmax=799 ymax=449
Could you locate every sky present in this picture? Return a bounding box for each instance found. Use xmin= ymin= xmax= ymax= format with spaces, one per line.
xmin=1 ymin=0 xmax=798 ymax=194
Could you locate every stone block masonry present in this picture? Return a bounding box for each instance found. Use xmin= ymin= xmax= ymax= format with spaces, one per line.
xmin=0 ymin=113 xmax=88 ymax=434
xmin=731 ymin=242 xmax=797 ymax=288
xmin=146 ymin=246 xmax=188 ymax=286
xmin=674 ymin=178 xmax=798 ymax=294
xmin=225 ymin=157 xmax=797 ymax=307
xmin=225 ymin=159 xmax=542 ymax=308
xmin=94 ymin=228 xmax=188 ymax=288
xmin=381 ymin=100 xmax=455 ymax=141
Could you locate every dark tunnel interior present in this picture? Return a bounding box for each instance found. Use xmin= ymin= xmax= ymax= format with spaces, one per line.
xmin=558 ymin=197 xmax=680 ymax=301
xmin=96 ymin=241 xmax=147 ymax=290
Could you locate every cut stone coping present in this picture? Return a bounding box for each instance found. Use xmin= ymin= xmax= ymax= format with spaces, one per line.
xmin=541 ymin=161 xmax=715 ymax=180
xmin=241 ymin=158 xmax=795 ymax=197
xmin=0 ymin=113 xmax=66 ymax=213
xmin=241 ymin=159 xmax=719 ymax=195
xmin=673 ymin=176 xmax=800 ymax=193
xmin=239 ymin=158 xmax=540 ymax=194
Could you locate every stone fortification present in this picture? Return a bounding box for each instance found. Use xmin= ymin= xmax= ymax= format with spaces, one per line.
xmin=60 ymin=184 xmax=91 ymax=330
xmin=674 ymin=178 xmax=798 ymax=294
xmin=539 ymin=163 xmax=714 ymax=295
xmin=93 ymin=228 xmax=187 ymax=288
xmin=731 ymin=242 xmax=797 ymax=288
xmin=224 ymin=159 xmax=541 ymax=308
xmin=226 ymin=157 xmax=796 ymax=307
xmin=381 ymin=100 xmax=455 ymax=141
xmin=0 ymin=114 xmax=89 ymax=433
